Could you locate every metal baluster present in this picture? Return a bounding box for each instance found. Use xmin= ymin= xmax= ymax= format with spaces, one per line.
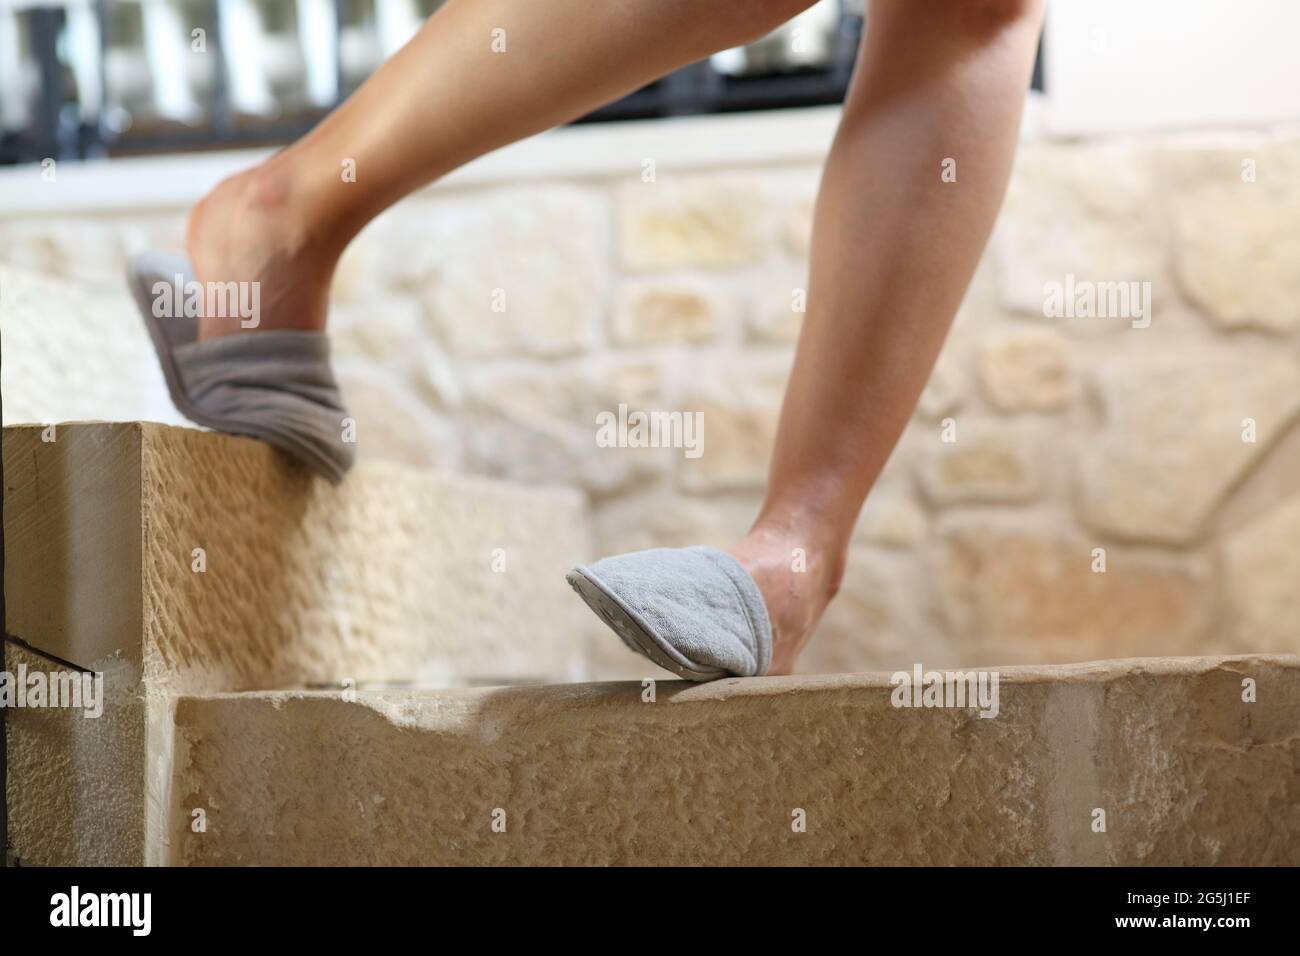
xmin=30 ymin=5 xmax=63 ymax=160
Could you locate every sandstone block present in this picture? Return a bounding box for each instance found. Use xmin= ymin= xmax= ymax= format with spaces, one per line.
xmin=993 ymin=144 xmax=1166 ymax=322
xmin=611 ymin=280 xmax=722 ymax=345
xmin=917 ymin=426 xmax=1041 ymax=506
xmin=3 ymin=422 xmax=599 ymax=864
xmin=801 ymin=548 xmax=952 ymax=675
xmin=165 ymin=656 xmax=1300 ymax=865
xmin=853 ymin=490 xmax=929 ymax=549
xmin=462 ymin=360 xmax=672 ymax=495
xmin=333 ymin=364 xmax=461 ymax=471
xmin=593 ymin=488 xmax=757 ymax=556
xmin=417 ymin=186 xmax=608 ymax=357
xmin=936 ymin=521 xmax=1213 ymax=664
xmin=616 ymin=176 xmax=771 ymax=271
xmin=747 ymin=274 xmax=809 ymax=345
xmin=978 ymin=327 xmax=1073 ymax=412
xmin=1168 ymin=141 xmax=1300 ymax=334
xmin=678 ymin=358 xmax=789 ymax=493
xmin=0 ymin=265 xmax=180 ymax=427
xmin=1223 ymin=490 xmax=1300 ymax=654
xmin=4 ymin=422 xmax=595 ymax=694
xmin=783 ymin=195 xmax=816 ymax=260
xmin=4 ymin=643 xmax=150 ymax=866
xmin=1076 ymin=353 xmax=1300 ymax=544
xmin=330 ymin=296 xmax=426 ymax=363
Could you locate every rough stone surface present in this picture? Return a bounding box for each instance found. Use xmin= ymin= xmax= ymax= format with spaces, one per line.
xmin=617 ymin=176 xmax=771 ymax=271
xmin=678 ymin=357 xmax=788 ymax=492
xmin=747 ymin=275 xmax=808 ymax=344
xmin=0 ymin=265 xmax=181 ymax=427
xmin=593 ymin=488 xmax=755 ymax=555
xmin=917 ymin=426 xmax=1041 ymax=505
xmin=1168 ymin=141 xmax=1300 ymax=333
xmin=168 ymin=656 xmax=1300 ymax=865
xmin=330 ymin=295 xmax=426 ymax=363
xmin=4 ymin=424 xmax=147 ymax=672
xmin=3 ymin=644 xmax=149 ymax=867
xmin=799 ymin=548 xmax=951 ymax=675
xmin=6 ymin=122 xmax=1300 ymax=733
xmin=993 ymin=143 xmax=1166 ymax=321
xmin=138 ymin=425 xmax=597 ymax=691
xmin=4 ymin=422 xmax=599 ymax=693
xmin=611 ymin=280 xmax=723 ymax=345
xmin=852 ymin=489 xmax=929 ymax=549
xmin=978 ymin=327 xmax=1073 ymax=412
xmin=936 ymin=521 xmax=1214 ymax=664
xmin=4 ymin=421 xmax=601 ymax=865
xmin=462 ymin=360 xmax=672 ymax=495
xmin=0 ymin=214 xmax=185 ymax=290
xmin=333 ymin=363 xmax=462 ymax=471
xmin=416 ymin=187 xmax=608 ymax=357
xmin=783 ymin=195 xmax=816 ymax=259
xmin=1223 ymin=490 xmax=1300 ymax=653
xmin=1077 ymin=353 xmax=1300 ymax=544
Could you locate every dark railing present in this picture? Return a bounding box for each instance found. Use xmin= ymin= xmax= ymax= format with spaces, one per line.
xmin=0 ymin=0 xmax=870 ymax=166
xmin=1 ymin=1 xmax=1040 ymax=167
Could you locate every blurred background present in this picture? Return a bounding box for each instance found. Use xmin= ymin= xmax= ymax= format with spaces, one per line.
xmin=1 ymin=0 xmax=871 ymax=164
xmin=3 ymin=1 xmax=1300 ymax=683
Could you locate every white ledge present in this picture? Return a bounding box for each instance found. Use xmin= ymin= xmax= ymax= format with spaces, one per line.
xmin=0 ymin=106 xmax=844 ymax=219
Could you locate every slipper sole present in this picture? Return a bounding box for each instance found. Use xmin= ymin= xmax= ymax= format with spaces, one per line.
xmin=566 ymin=565 xmax=729 ymax=682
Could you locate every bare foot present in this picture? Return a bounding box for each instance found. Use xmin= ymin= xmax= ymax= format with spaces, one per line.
xmin=727 ymin=526 xmax=844 ymax=676
xmin=185 ymin=158 xmax=337 ymax=342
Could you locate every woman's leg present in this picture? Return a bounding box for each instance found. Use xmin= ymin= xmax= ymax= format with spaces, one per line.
xmin=189 ymin=0 xmax=815 ymax=340
xmin=731 ymin=0 xmax=1047 ymax=673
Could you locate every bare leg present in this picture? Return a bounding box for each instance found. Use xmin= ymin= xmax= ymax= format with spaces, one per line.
xmin=188 ymin=0 xmax=815 ymax=340
xmin=730 ymin=0 xmax=1046 ymax=673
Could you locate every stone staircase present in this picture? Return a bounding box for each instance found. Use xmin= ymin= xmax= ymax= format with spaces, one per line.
xmin=4 ymin=422 xmax=1300 ymax=865
xmin=3 ymin=421 xmax=600 ymax=864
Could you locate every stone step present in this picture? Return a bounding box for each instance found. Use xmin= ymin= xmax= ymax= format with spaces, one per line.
xmin=3 ymin=421 xmax=601 ymax=864
xmin=4 ymin=421 xmax=598 ymax=692
xmin=151 ymin=655 xmax=1294 ymax=866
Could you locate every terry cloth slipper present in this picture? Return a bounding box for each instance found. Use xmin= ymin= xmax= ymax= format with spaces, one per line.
xmin=127 ymin=251 xmax=355 ymax=483
xmin=566 ymin=546 xmax=773 ymax=681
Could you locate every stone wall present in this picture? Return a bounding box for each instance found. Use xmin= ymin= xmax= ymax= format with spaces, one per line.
xmin=4 ymin=107 xmax=1299 ymax=677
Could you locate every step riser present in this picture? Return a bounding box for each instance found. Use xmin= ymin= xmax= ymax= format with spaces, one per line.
xmin=4 ymin=645 xmax=151 ymax=866
xmin=167 ymin=657 xmax=1300 ymax=866
xmin=4 ymin=422 xmax=598 ymax=694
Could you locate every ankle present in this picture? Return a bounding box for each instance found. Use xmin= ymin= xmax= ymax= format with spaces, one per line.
xmin=189 ymin=156 xmax=325 ymax=262
xmin=186 ymin=157 xmax=339 ymax=339
xmin=730 ymin=524 xmax=844 ymax=615
xmin=740 ymin=512 xmax=847 ymax=602
xmin=242 ymin=157 xmax=328 ymax=261
xmin=728 ymin=523 xmax=844 ymax=676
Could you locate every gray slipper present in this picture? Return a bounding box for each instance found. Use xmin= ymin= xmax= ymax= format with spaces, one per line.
xmin=566 ymin=546 xmax=773 ymax=681
xmin=127 ymin=252 xmax=355 ymax=483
